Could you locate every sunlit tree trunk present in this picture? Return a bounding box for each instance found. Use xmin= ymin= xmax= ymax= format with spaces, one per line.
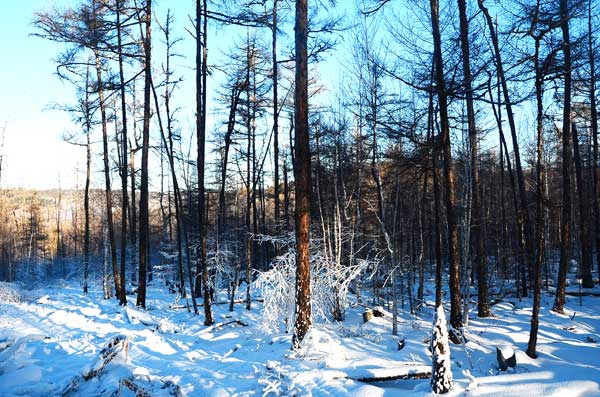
xmin=292 ymin=0 xmax=311 ymax=349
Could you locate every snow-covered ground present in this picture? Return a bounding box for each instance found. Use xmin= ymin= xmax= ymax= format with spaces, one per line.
xmin=0 ymin=280 xmax=599 ymax=396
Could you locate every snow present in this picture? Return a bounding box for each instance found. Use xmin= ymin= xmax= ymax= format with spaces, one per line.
xmin=0 ymin=281 xmax=598 ymax=396
xmin=499 ymin=346 xmax=514 ymax=359
xmin=431 ymin=305 xmax=453 ymax=393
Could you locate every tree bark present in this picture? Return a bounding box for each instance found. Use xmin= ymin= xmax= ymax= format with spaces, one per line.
xmin=94 ymin=45 xmax=121 ymax=301
xmin=272 ymin=0 xmax=280 ymax=230
xmin=527 ymin=33 xmax=545 ymax=359
xmin=571 ymin=122 xmax=594 ymax=288
xmin=116 ymin=0 xmax=128 ymax=306
xmin=430 ymin=0 xmax=462 ymax=331
xmin=590 ymin=0 xmax=600 ymax=284
xmin=217 ymin=84 xmax=242 ymax=239
xmin=478 ymin=0 xmax=534 ymax=296
xmin=553 ymin=0 xmax=572 ymax=314
xmin=136 ymin=0 xmax=151 ymax=309
xmin=197 ymin=0 xmax=213 ymax=325
xmin=83 ymin=65 xmax=92 ymax=295
xmin=245 ymin=34 xmax=253 ymax=310
xmin=129 ymin=138 xmax=137 ymax=283
xmin=458 ymin=0 xmax=489 ymax=317
xmin=292 ymin=0 xmax=312 ymax=349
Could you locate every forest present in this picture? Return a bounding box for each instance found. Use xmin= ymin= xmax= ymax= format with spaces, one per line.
xmin=0 ymin=0 xmax=599 ymax=395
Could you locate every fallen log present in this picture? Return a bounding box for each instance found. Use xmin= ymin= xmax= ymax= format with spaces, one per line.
xmin=120 ymin=377 xmax=182 ymax=397
xmin=342 ymin=365 xmax=432 ymax=382
xmin=84 ymin=334 xmax=129 ymax=380
xmin=121 ymin=378 xmax=151 ymax=397
xmin=169 ymin=299 xmax=264 ymax=310
xmin=197 ymin=319 xmax=248 ymax=335
xmin=125 ymin=307 xmax=158 ymax=328
xmin=61 ymin=335 xmax=129 ymax=396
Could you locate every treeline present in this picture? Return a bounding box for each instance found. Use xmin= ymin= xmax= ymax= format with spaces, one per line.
xmin=0 ymin=189 xmax=165 ymax=283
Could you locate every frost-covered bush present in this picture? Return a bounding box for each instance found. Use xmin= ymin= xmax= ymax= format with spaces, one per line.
xmin=431 ymin=305 xmax=453 ymax=393
xmin=0 ymin=282 xmax=21 ymax=303
xmin=254 ymin=251 xmax=297 ymax=333
xmin=311 ymin=254 xmax=370 ymax=322
xmin=254 ymin=245 xmax=371 ymax=334
xmin=206 ymin=243 xmax=236 ymax=302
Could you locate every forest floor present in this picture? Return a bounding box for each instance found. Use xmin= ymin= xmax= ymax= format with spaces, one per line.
xmin=0 ymin=279 xmax=599 ymax=396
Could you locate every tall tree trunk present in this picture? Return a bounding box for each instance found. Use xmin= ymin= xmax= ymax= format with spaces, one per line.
xmin=117 ymin=0 xmax=128 ymax=306
xmin=572 ymin=122 xmax=594 ymax=287
xmin=245 ymin=164 xmax=252 ymax=309
xmin=272 ymin=0 xmax=280 ymax=229
xmin=197 ymin=0 xmax=213 ymax=325
xmin=430 ymin=0 xmax=462 ymax=331
xmin=151 ymin=71 xmax=198 ymax=313
xmin=136 ymin=0 xmax=152 ymax=309
xmin=284 ymin=151 xmax=290 ymax=231
xmin=245 ymin=32 xmax=253 ymax=310
xmin=94 ymin=45 xmax=120 ymax=301
xmin=478 ymin=0 xmax=533 ymax=296
xmin=370 ymin=93 xmax=385 ymax=239
xmin=527 ymin=34 xmax=545 ymax=359
xmin=458 ymin=0 xmax=489 ymax=317
xmin=130 ymin=139 xmax=137 ymax=283
xmin=487 ymin=70 xmax=521 ymax=288
xmin=553 ymin=0 xmax=573 ymax=313
xmin=417 ymin=167 xmax=427 ymax=303
xmin=218 ymin=84 xmax=242 ymax=239
xmin=292 ymin=0 xmax=311 ymax=349
xmin=427 ymin=60 xmax=443 ymax=308
xmin=251 ymin=62 xmax=259 ymax=272
xmin=590 ymin=0 xmax=600 ymax=284
xmin=83 ymin=65 xmax=92 ymax=295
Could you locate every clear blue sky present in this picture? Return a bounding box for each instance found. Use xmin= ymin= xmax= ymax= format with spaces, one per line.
xmin=0 ymin=0 xmax=83 ymax=189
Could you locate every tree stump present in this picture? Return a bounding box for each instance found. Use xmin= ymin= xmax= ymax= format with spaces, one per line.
xmin=496 ymin=346 xmax=516 ymax=371
xmin=397 ymin=338 xmax=405 ymax=351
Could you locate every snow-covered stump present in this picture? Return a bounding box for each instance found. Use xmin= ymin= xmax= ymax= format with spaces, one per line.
xmin=496 ymin=346 xmax=516 ymax=371
xmin=362 ymin=309 xmax=373 ymax=323
xmin=431 ymin=305 xmax=453 ymax=394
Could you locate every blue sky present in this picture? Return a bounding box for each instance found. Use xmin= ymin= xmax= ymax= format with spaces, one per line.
xmin=0 ymin=0 xmax=82 ymax=189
